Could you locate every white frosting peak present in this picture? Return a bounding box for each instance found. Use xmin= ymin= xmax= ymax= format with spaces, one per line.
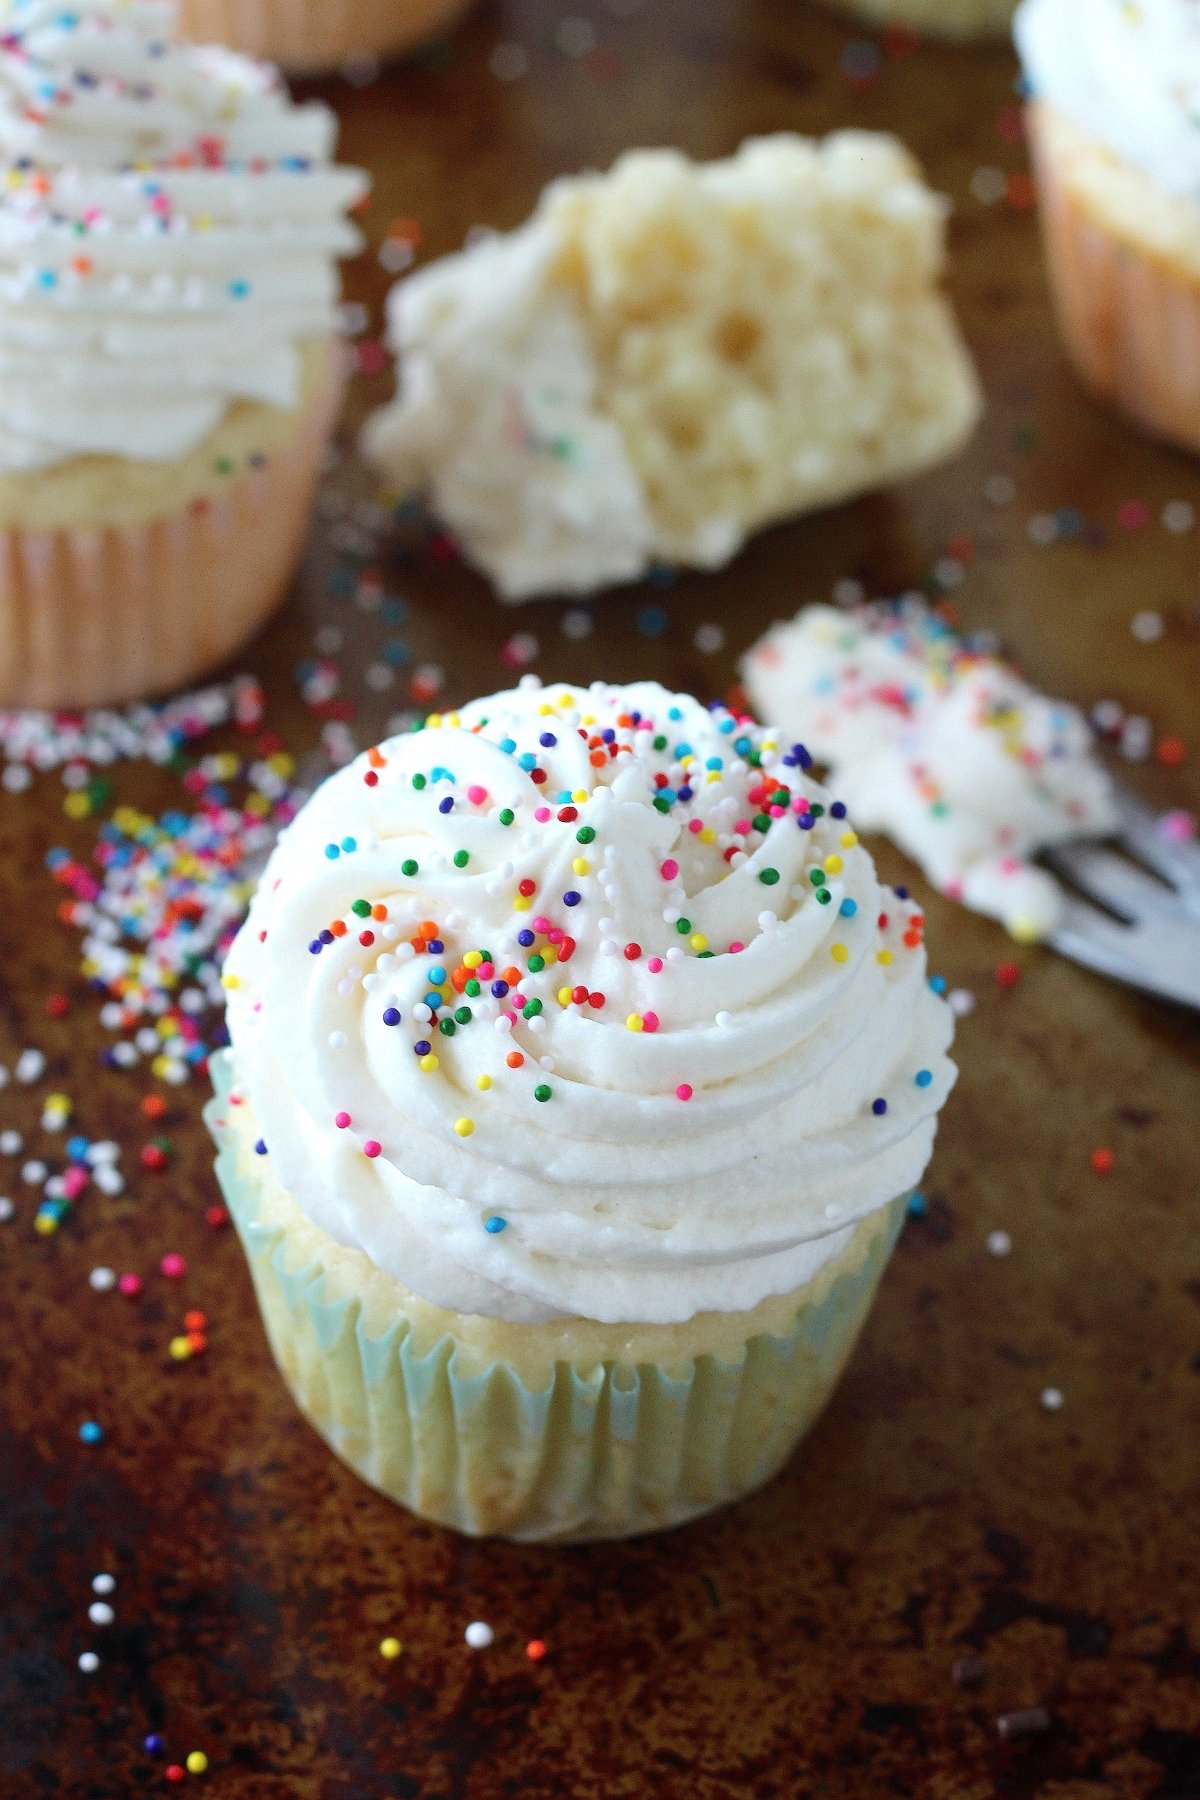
xmin=743 ymin=603 xmax=1118 ymax=939
xmin=224 ymin=680 xmax=955 ymax=1327
xmin=0 ymin=0 xmax=368 ymax=471
xmin=1015 ymin=0 xmax=1200 ymax=203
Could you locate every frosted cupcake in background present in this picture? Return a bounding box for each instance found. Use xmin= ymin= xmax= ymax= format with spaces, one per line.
xmin=1014 ymin=0 xmax=1200 ymax=454
xmin=364 ymin=135 xmax=981 ymax=601
xmin=819 ymin=0 xmax=1016 ymax=42
xmin=208 ymin=678 xmax=956 ymax=1541
xmin=0 ymin=0 xmax=368 ymax=708
xmin=176 ymin=0 xmax=477 ymax=77
xmin=743 ymin=601 xmax=1118 ymax=941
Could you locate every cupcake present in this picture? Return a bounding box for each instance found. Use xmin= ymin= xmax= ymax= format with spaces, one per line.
xmin=208 ymin=679 xmax=957 ymax=1541
xmin=820 ymin=0 xmax=1015 ymax=40
xmin=742 ymin=600 xmax=1117 ymax=941
xmin=0 ymin=0 xmax=369 ymax=709
xmin=363 ymin=135 xmax=981 ymax=600
xmin=1015 ymin=0 xmax=1200 ymax=453
xmin=175 ymin=0 xmax=476 ymax=77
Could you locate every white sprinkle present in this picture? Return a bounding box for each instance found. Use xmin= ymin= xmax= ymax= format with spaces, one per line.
xmin=948 ymin=988 xmax=976 ymax=1018
xmin=970 ymin=165 xmax=1007 ymax=205
xmin=91 ymin=1573 xmax=116 ymax=1595
xmin=78 ymin=1652 xmax=100 ymax=1673
xmin=715 ymin=1011 xmax=733 ymax=1028
xmin=2 ymin=764 xmax=32 ymax=792
xmin=693 ymin=623 xmax=725 ymax=655
xmin=832 ymin=577 xmax=865 ymax=608
xmin=89 ymin=1267 xmax=116 ymax=1292
xmin=21 ymin=1161 xmax=48 ymax=1186
xmin=464 ymin=1620 xmax=494 ymax=1649
xmin=0 ymin=1198 xmax=13 ymax=1223
xmin=1028 ymin=513 xmax=1058 ymax=545
xmin=87 ymin=1602 xmax=114 ymax=1627
xmin=0 ymin=1130 xmax=21 ymax=1155
xmin=1119 ymin=715 xmax=1153 ymax=761
xmin=1162 ymin=499 xmax=1195 ymax=534
xmin=986 ymin=1229 xmax=1012 ymax=1258
xmin=1130 ymin=610 xmax=1164 ymax=644
xmin=1041 ymin=1386 xmax=1064 ymax=1411
xmin=15 ymin=1048 xmax=46 ymax=1084
xmin=93 ymin=1169 xmax=124 ymax=1196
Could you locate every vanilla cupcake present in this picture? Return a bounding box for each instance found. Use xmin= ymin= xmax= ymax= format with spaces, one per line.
xmin=1015 ymin=0 xmax=1200 ymax=453
xmin=821 ymin=0 xmax=1015 ymax=41
xmin=207 ymin=679 xmax=956 ymax=1541
xmin=0 ymin=0 xmax=368 ymax=708
xmin=176 ymin=0 xmax=476 ymax=76
xmin=363 ymin=135 xmax=981 ymax=600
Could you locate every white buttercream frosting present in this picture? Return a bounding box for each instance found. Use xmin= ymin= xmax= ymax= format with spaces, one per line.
xmin=223 ymin=679 xmax=956 ymax=1327
xmin=0 ymin=0 xmax=368 ymax=472
xmin=743 ymin=602 xmax=1118 ymax=940
xmin=1014 ymin=0 xmax=1200 ymax=204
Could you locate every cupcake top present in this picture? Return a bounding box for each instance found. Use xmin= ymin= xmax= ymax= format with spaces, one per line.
xmin=0 ymin=0 xmax=368 ymax=473
xmin=742 ymin=602 xmax=1117 ymax=940
xmin=1014 ymin=0 xmax=1200 ymax=203
xmin=223 ymin=679 xmax=955 ymax=1328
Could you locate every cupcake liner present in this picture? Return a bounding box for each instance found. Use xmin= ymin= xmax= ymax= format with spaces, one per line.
xmin=176 ymin=0 xmax=476 ymax=74
xmin=821 ymin=0 xmax=1015 ymax=40
xmin=1028 ymin=105 xmax=1200 ymax=456
xmin=206 ymin=1051 xmax=906 ymax=1543
xmin=0 ymin=353 xmax=342 ymax=710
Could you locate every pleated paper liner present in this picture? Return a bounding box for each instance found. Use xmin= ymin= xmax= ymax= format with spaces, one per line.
xmin=207 ymin=1049 xmax=906 ymax=1543
xmin=176 ymin=0 xmax=477 ymax=75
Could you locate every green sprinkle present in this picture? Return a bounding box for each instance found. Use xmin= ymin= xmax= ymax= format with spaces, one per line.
xmin=753 ymin=813 xmax=771 ymax=833
xmin=401 ymin=859 xmax=418 ymax=878
xmin=465 ymin=979 xmax=481 ymax=998
xmin=351 ymin=899 xmax=371 ymax=918
xmin=534 ymin=1084 xmax=552 ymax=1103
xmin=675 ymin=918 xmax=691 ymax=935
xmin=439 ymin=1018 xmax=456 ymax=1036
xmin=653 ymin=735 xmax=668 ymax=751
xmin=523 ymin=999 xmax=543 ymax=1019
xmin=771 ymin=789 xmax=789 ymax=806
xmin=499 ymin=808 xmax=515 ymax=826
xmin=698 ymin=950 xmax=715 ymax=959
xmin=454 ymin=1006 xmax=472 ymax=1025
xmin=576 ymin=826 xmax=596 ymax=844
xmin=816 ymin=888 xmax=832 ymax=905
xmin=809 ymin=869 xmax=824 ymax=887
xmin=528 ymin=954 xmax=545 ymax=973
xmin=810 ymin=803 xmax=825 ymax=818
xmin=759 ymin=868 xmax=780 ymax=886
xmin=453 ymin=849 xmax=469 ymax=869
xmin=653 ymin=796 xmax=671 ymax=814
xmin=412 ymin=773 xmax=427 ymax=790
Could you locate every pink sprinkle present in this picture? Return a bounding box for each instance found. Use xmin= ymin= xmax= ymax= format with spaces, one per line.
xmin=363 ymin=1141 xmax=382 ymax=1159
xmin=729 ymin=941 xmax=745 ymax=954
xmin=676 ymin=1084 xmax=693 ymax=1101
xmin=647 ymin=957 xmax=663 ymax=973
xmin=642 ymin=1012 xmax=659 ymax=1033
xmin=1161 ymin=809 xmax=1196 ymax=843
xmin=768 ymin=804 xmax=786 ymax=818
xmin=1117 ymin=499 xmax=1150 ymax=532
xmin=532 ymin=915 xmax=552 ymax=934
xmin=660 ymin=859 xmax=679 ymax=880
xmin=160 ymin=1253 xmax=186 ymax=1280
xmin=62 ymin=1167 xmax=88 ymax=1200
xmin=734 ymin=819 xmax=751 ymax=835
xmin=687 ymin=819 xmax=704 ymax=835
xmin=534 ymin=806 xmax=551 ymax=822
xmin=335 ymin=1112 xmax=351 ymax=1129
xmin=478 ymin=961 xmax=495 ymax=979
xmin=117 ymin=1273 xmax=142 ymax=1298
xmin=943 ymin=879 xmax=965 ymax=900
xmin=547 ymin=927 xmax=564 ymax=945
xmin=467 ymin=785 xmax=488 ymax=805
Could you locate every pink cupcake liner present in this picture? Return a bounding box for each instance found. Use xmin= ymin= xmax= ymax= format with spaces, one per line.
xmin=176 ymin=0 xmax=477 ymax=74
xmin=0 ymin=353 xmax=343 ymax=710
xmin=1029 ymin=105 xmax=1200 ymax=456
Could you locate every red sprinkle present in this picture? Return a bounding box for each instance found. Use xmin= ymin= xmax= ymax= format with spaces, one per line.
xmin=1090 ymin=1147 xmax=1115 ymax=1175
xmin=995 ymin=961 xmax=1021 ymax=988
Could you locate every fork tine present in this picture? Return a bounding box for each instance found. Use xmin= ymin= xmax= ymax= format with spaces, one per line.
xmin=1050 ymin=898 xmax=1200 ymax=1010
xmin=1042 ymin=843 xmax=1176 ymax=923
xmin=1111 ymin=784 xmax=1200 ymax=905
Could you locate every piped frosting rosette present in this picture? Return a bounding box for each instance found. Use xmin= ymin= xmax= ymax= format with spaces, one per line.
xmin=224 ymin=680 xmax=955 ymax=1328
xmin=0 ymin=0 xmax=367 ymax=472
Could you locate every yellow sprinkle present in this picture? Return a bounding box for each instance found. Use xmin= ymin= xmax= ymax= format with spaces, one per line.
xmin=419 ymin=1053 xmax=439 ymax=1073
xmin=454 ymin=1118 xmax=475 ymax=1138
xmin=446 ymin=713 xmax=461 ymax=728
xmin=463 ymin=951 xmax=483 ymax=969
xmin=46 ymin=1093 xmax=70 ymax=1112
xmin=169 ymin=1336 xmax=192 ymax=1361
xmin=831 ymin=943 xmax=849 ymax=963
xmin=572 ymin=789 xmax=588 ymax=804
xmin=512 ymin=897 xmax=531 ymax=912
xmin=220 ymin=974 xmax=241 ymax=990
xmin=626 ymin=1014 xmax=644 ymax=1032
xmin=379 ymin=1638 xmax=403 ymax=1660
xmin=699 ymin=827 xmax=716 ymax=845
xmin=542 ymin=945 xmax=558 ymax=966
xmin=557 ymin=987 xmax=573 ymax=1008
xmin=267 ymin=752 xmax=295 ymax=778
xmin=690 ymin=934 xmax=708 ymax=952
xmin=538 ymin=703 xmax=553 ymax=716
xmin=185 ymin=1752 xmax=208 ymax=1776
xmin=839 ymin=831 xmax=858 ymax=848
xmin=476 ymin=1074 xmax=493 ymax=1092
xmin=572 ymin=858 xmax=590 ymax=876
xmin=34 ymin=1213 xmax=58 ymax=1237
xmin=157 ymin=1017 xmax=175 ymax=1038
xmin=823 ymin=855 xmax=843 ymax=875
xmin=1008 ymin=915 xmax=1044 ymax=945
xmin=63 ymin=793 xmax=91 ymax=820
xmin=705 ymin=771 xmax=721 ymax=784
xmin=876 ymin=949 xmax=894 ymax=966
xmin=151 ymin=1056 xmax=173 ymax=1079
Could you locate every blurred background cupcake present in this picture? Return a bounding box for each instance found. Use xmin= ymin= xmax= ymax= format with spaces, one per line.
xmin=0 ymin=1 xmax=368 ymax=709
xmin=818 ymin=0 xmax=1016 ymax=42
xmin=1015 ymin=0 xmax=1200 ymax=454
xmin=176 ymin=0 xmax=478 ymax=76
xmin=210 ymin=679 xmax=956 ymax=1541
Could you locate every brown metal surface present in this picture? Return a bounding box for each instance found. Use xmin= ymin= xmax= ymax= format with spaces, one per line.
xmin=3 ymin=3 xmax=1199 ymax=1796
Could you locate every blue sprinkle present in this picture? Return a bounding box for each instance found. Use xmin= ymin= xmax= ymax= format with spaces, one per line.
xmin=426 ymin=938 xmax=444 ymax=954
xmin=839 ymin=898 xmax=857 ymax=918
xmin=254 ymin=1139 xmax=268 ymax=1156
xmin=915 ymin=1069 xmax=933 ymax=1088
xmin=872 ymin=1098 xmax=888 ymax=1116
xmin=830 ymin=801 xmax=847 ymax=819
xmin=906 ymin=1191 xmax=928 ymax=1218
xmin=341 ymin=837 xmax=357 ymax=853
xmin=428 ymin=965 xmax=447 ymax=985
xmin=324 ymin=844 xmax=340 ymax=860
xmin=79 ymin=1421 xmax=104 ymax=1445
xmin=563 ymin=891 xmax=581 ymax=907
xmin=438 ymin=797 xmax=454 ymax=814
xmin=484 ymin=1216 xmax=508 ymax=1234
xmin=539 ymin=732 xmax=557 ymax=748
xmin=383 ymin=1008 xmax=401 ymax=1027
xmin=928 ymin=975 xmax=946 ymax=994
xmin=413 ymin=1040 xmax=432 ymax=1056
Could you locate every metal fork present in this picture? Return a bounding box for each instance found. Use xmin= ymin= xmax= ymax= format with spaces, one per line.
xmin=1043 ymin=785 xmax=1200 ymax=1011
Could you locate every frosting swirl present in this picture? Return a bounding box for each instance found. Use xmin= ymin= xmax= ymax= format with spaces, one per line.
xmin=1014 ymin=0 xmax=1200 ymax=204
xmin=0 ymin=0 xmax=367 ymax=472
xmin=224 ymin=681 xmax=955 ymax=1327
